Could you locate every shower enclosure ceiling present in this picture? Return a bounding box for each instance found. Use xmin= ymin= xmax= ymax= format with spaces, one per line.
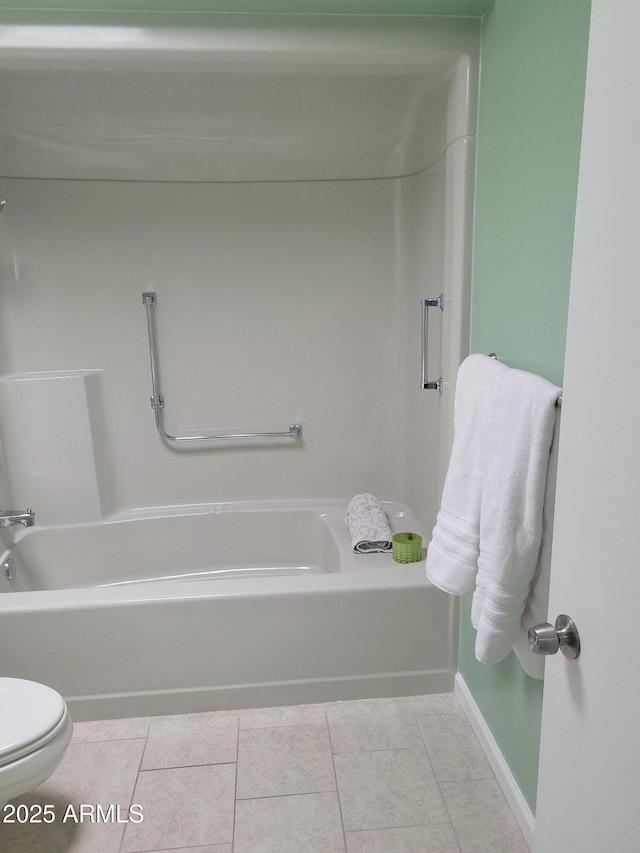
xmin=0 ymin=18 xmax=473 ymax=183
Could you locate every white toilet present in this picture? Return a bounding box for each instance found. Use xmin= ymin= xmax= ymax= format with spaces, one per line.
xmin=0 ymin=677 xmax=72 ymax=804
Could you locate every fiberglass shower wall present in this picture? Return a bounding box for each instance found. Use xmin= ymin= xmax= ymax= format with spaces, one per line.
xmin=0 ymin=15 xmax=478 ymax=528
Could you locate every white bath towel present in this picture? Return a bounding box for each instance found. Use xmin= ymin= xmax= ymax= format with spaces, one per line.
xmin=511 ymin=415 xmax=560 ymax=679
xmin=472 ymin=367 xmax=561 ymax=666
xmin=345 ymin=493 xmax=393 ymax=553
xmin=425 ymin=354 xmax=508 ymax=594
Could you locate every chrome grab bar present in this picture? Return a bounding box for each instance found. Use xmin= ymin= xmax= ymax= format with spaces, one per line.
xmin=421 ymin=295 xmax=444 ymax=391
xmin=142 ymin=292 xmax=302 ymax=443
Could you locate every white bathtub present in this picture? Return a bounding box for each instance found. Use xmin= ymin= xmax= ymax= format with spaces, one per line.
xmin=0 ymin=501 xmax=456 ymax=720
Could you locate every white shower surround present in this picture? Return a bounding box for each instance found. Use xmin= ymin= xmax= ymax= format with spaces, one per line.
xmin=0 ymin=13 xmax=478 ymax=719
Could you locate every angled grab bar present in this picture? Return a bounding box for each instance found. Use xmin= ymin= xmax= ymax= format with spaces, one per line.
xmin=142 ymin=292 xmax=302 ymax=443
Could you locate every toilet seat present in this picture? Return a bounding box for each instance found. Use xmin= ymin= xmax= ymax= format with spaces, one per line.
xmin=0 ymin=678 xmax=67 ymax=767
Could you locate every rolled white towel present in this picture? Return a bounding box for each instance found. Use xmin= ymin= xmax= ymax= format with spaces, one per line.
xmin=345 ymin=493 xmax=393 ymax=553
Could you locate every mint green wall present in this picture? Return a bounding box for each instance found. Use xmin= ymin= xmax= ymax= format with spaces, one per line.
xmin=464 ymin=0 xmax=591 ymax=812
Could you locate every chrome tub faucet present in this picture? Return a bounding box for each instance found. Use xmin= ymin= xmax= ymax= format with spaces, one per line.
xmin=0 ymin=509 xmax=35 ymax=528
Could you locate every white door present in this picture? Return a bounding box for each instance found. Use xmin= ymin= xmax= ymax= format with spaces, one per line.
xmin=534 ymin=0 xmax=640 ymax=849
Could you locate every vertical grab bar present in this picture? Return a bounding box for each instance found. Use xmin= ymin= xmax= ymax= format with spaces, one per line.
xmin=141 ymin=292 xmax=302 ymax=442
xmin=143 ymin=292 xmax=165 ymax=413
xmin=421 ymin=295 xmax=444 ymax=391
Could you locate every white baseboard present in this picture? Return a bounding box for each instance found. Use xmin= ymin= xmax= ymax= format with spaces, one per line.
xmin=454 ymin=672 xmax=535 ymax=850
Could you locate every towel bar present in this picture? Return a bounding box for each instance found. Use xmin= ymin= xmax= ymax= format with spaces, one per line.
xmin=421 ymin=295 xmax=444 ymax=391
xmin=141 ymin=292 xmax=302 ymax=443
xmin=488 ymin=353 xmax=563 ymax=407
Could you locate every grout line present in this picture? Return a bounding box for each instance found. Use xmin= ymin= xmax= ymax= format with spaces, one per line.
xmin=137 ymin=759 xmax=239 ymax=771
xmin=235 ymin=787 xmax=338 ymax=803
xmin=326 ymin=706 xmax=349 ymax=852
xmin=118 ymin=728 xmax=149 ymax=853
xmin=134 ymin=845 xmax=226 ymax=852
xmin=433 ymin=778 xmax=464 ymax=852
xmin=71 ymin=735 xmax=147 ymax=746
xmin=414 ymin=703 xmax=464 ymax=853
xmin=231 ymin=715 xmax=240 ymax=851
xmin=137 ymin=725 xmax=151 ymax=772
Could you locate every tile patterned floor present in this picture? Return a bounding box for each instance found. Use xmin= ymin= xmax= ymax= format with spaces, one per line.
xmin=0 ymin=693 xmax=529 ymax=852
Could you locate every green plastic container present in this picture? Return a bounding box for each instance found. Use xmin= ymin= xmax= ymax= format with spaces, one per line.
xmin=392 ymin=532 xmax=423 ymax=563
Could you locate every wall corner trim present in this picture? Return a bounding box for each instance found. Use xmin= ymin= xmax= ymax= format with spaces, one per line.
xmin=454 ymin=672 xmax=535 ymax=849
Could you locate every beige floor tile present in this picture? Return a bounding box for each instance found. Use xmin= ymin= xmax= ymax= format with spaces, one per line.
xmin=417 ymin=713 xmax=493 ymax=782
xmin=239 ymin=703 xmax=327 ymax=729
xmin=0 ymin=694 xmax=527 ymax=853
xmin=236 ymin=723 xmax=335 ymax=799
xmin=345 ymin=824 xmax=461 ymax=852
xmin=0 ymin=739 xmax=145 ymax=853
xmin=405 ymin=693 xmax=465 ymax=716
xmin=44 ymin=739 xmax=145 ymax=804
xmin=334 ymin=748 xmax=448 ymax=831
xmin=234 ymin=792 xmax=345 ymax=853
xmin=121 ymin=764 xmax=235 ymax=852
xmin=70 ymin=717 xmax=151 ymax=744
xmin=327 ymin=700 xmax=423 ymax=753
xmin=0 ymin=806 xmax=87 ymax=853
xmin=141 ymin=711 xmax=238 ymax=769
xmin=335 ymin=694 xmax=463 ymax=716
xmin=441 ymin=779 xmax=529 ymax=853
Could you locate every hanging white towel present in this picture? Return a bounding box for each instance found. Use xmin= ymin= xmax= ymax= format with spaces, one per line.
xmin=345 ymin=493 xmax=393 ymax=553
xmin=472 ymin=368 xmax=561 ymax=666
xmin=511 ymin=416 xmax=560 ymax=679
xmin=425 ymin=354 xmax=508 ymax=594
